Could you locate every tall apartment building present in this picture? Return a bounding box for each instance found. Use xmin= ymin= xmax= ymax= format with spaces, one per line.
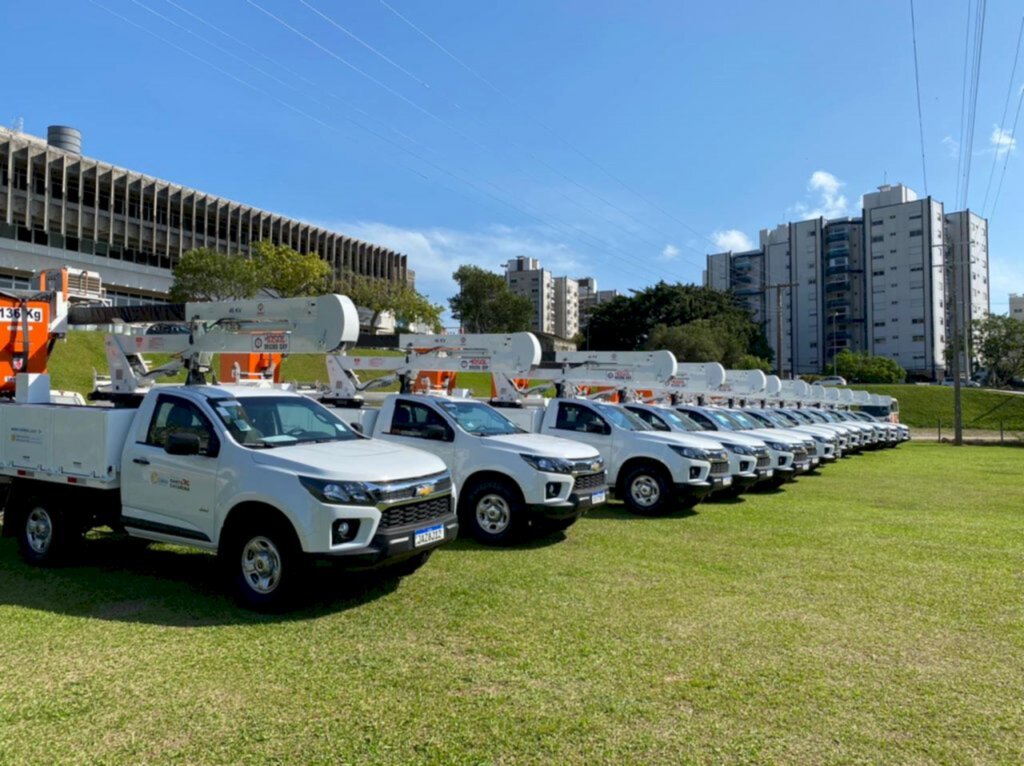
xmin=0 ymin=125 xmax=412 ymax=304
xmin=577 ymin=276 xmax=620 ymax=327
xmin=1011 ymin=293 xmax=1024 ymax=321
xmin=705 ymin=184 xmax=989 ymax=380
xmin=553 ymin=276 xmax=580 ymax=339
xmin=505 ymin=256 xmax=555 ymax=335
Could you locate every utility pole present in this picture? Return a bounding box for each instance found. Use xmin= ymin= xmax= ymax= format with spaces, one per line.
xmin=767 ymin=283 xmax=797 ymax=378
xmin=947 ymin=243 xmax=963 ymax=446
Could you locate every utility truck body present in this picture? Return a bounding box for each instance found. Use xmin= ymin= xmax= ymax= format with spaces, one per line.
xmin=2 ymin=294 xmax=457 ymax=609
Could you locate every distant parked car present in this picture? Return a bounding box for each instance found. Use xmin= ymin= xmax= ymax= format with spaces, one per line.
xmin=940 ymin=377 xmax=980 ymax=388
xmin=818 ymin=376 xmax=847 ymax=387
xmin=145 ymin=322 xmax=190 ymax=335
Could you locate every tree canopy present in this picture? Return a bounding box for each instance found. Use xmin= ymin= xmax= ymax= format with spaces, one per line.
xmin=448 ymin=265 xmax=534 ymax=333
xmin=974 ymin=314 xmax=1024 ymax=387
xmin=169 ymin=242 xmax=332 ymax=302
xmin=831 ymin=349 xmax=907 ymax=384
xmin=587 ymin=282 xmax=772 ymax=363
xmin=338 ymin=274 xmax=444 ymax=333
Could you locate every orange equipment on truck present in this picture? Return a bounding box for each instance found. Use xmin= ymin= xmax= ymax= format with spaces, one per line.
xmin=0 ymin=268 xmax=105 ymax=394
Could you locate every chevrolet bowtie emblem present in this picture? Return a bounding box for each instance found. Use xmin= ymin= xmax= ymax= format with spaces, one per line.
xmin=416 ymin=484 xmax=434 ymax=497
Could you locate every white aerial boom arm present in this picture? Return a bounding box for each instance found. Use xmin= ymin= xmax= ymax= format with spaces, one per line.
xmin=324 ymin=332 xmax=542 ymax=405
xmin=99 ymin=294 xmax=357 ymax=396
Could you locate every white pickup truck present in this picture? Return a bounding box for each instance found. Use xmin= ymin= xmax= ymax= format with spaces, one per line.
xmin=499 ymin=398 xmax=730 ymax=516
xmin=338 ymin=394 xmax=606 ymax=545
xmin=0 ymin=383 xmax=457 ymax=609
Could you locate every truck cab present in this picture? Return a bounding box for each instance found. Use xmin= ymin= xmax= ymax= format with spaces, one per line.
xmin=5 ymin=384 xmax=458 ymax=610
xmin=341 ymin=394 xmax=606 ymax=545
xmin=502 ymin=398 xmax=727 ymax=516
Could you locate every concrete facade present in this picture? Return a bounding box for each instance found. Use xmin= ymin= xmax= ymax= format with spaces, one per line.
xmin=553 ymin=275 xmax=580 ymax=340
xmin=1011 ymin=293 xmax=1024 ymax=321
xmin=577 ymin=276 xmax=620 ymax=328
xmin=705 ymin=184 xmax=990 ymax=380
xmin=0 ymin=126 xmax=411 ymax=304
xmin=505 ymin=256 xmax=555 ymax=335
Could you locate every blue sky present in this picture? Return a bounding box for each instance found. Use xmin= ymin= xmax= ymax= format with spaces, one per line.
xmin=3 ymin=0 xmax=1022 ymax=314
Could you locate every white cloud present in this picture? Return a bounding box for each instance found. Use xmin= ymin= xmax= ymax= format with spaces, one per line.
xmin=710 ymin=229 xmax=754 ymax=252
xmin=942 ymin=135 xmax=959 ymax=159
xmin=989 ymin=124 xmax=1016 ymax=158
xmin=790 ymin=170 xmax=851 ymax=220
xmin=319 ymin=220 xmax=586 ymax=307
xmin=661 ymin=243 xmax=680 ymax=260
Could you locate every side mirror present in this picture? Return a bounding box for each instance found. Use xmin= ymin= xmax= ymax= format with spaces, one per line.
xmin=166 ymin=432 xmax=202 ymax=456
xmin=349 ymin=422 xmax=364 ymax=434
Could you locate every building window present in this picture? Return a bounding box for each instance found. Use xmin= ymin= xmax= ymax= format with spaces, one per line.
xmin=912 ymin=318 xmax=924 ymax=324
xmin=874 ymin=321 xmax=885 ymax=327
xmin=873 ymin=270 xmax=884 ymax=276
xmin=871 ymin=219 xmax=882 ymax=226
xmin=912 ymin=335 xmax=925 ymax=342
xmin=871 ymin=236 xmax=884 ymax=243
xmin=909 ymin=213 xmax=922 ymax=220
xmin=909 ymin=229 xmax=923 ymax=237
xmin=910 ymin=266 xmax=923 ymax=272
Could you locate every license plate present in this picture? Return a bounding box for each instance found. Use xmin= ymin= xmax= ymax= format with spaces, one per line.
xmin=766 ymin=469 xmax=773 ymax=477
xmin=722 ymin=477 xmax=732 ymax=487
xmin=414 ymin=524 xmax=444 ymax=547
xmin=591 ymin=490 xmax=607 ymax=505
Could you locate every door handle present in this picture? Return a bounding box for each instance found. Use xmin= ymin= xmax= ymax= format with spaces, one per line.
xmin=133 ymin=458 xmax=150 ymax=465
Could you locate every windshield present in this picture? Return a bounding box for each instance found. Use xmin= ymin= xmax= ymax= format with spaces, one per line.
xmin=784 ymin=410 xmax=814 ymax=424
xmin=213 ymin=396 xmax=360 ymax=448
xmin=769 ymin=410 xmax=801 ymax=426
xmin=436 ymin=400 xmax=523 ymax=436
xmin=593 ymin=402 xmax=651 ymax=431
xmin=728 ymin=410 xmax=763 ymax=430
xmin=656 ymin=408 xmax=701 ymax=431
xmin=703 ymin=408 xmax=742 ymax=431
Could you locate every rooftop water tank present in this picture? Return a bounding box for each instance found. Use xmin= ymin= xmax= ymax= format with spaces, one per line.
xmin=47 ymin=125 xmax=82 ymax=154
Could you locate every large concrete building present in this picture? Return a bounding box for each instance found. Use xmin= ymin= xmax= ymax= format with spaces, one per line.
xmin=705 ymin=184 xmax=990 ymax=380
xmin=0 ymin=125 xmax=412 ymax=305
xmin=504 ymin=258 xmax=618 ymax=340
xmin=505 ymin=256 xmax=555 ymax=335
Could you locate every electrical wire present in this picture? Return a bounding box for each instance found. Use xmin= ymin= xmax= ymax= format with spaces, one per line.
xmin=988 ymin=80 xmax=1024 ymax=220
xmin=960 ymin=0 xmax=988 ymax=210
xmin=981 ymin=15 xmax=1024 ymax=215
xmin=909 ymin=0 xmax=929 ymax=195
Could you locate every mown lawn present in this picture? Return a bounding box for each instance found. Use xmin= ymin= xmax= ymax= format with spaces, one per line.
xmin=850 ymin=384 xmax=1024 ymax=431
xmin=0 ymin=443 xmax=1022 ymax=764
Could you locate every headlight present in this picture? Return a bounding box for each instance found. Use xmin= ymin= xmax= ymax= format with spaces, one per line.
xmin=724 ymin=443 xmax=753 ymax=456
xmin=803 ymin=441 xmax=815 ymax=451
xmin=520 ymin=454 xmax=575 ymax=473
xmin=765 ymin=441 xmax=790 ymax=452
xmin=299 ymin=476 xmax=377 ymax=505
xmin=669 ymin=445 xmax=711 ymax=461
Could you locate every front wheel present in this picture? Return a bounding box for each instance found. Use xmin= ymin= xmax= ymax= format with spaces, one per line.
xmin=225 ymin=522 xmax=307 ymax=611
xmin=16 ymin=501 xmax=80 ymax=566
xmin=620 ymin=465 xmax=674 ymax=516
xmin=460 ymin=479 xmax=524 ymax=546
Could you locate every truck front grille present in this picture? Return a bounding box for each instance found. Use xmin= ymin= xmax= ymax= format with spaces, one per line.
xmin=756 ymin=455 xmax=771 ymax=469
xmin=710 ymin=460 xmax=730 ymax=476
xmin=378 ymin=496 xmax=452 ymax=530
xmin=573 ymin=471 xmax=606 ymax=492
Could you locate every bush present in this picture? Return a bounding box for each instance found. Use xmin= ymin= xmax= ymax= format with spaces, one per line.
xmin=832 ymin=349 xmax=907 ymax=384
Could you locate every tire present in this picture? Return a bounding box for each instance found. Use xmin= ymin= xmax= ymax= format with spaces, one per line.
xmin=15 ymin=498 xmax=81 ymax=567
xmin=620 ymin=464 xmax=675 ymax=516
xmin=460 ymin=479 xmax=524 ymax=546
xmin=224 ymin=518 xmax=307 ymax=611
xmin=390 ymin=550 xmax=433 ymax=578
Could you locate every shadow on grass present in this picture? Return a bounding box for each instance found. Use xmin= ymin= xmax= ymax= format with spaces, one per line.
xmin=584 ymin=501 xmax=699 ymax=522
xmin=0 ymin=535 xmax=401 ymax=628
xmin=444 ymin=527 xmax=569 ymax=553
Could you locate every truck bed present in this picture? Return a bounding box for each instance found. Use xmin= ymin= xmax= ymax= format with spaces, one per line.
xmin=0 ymin=403 xmax=135 ymax=488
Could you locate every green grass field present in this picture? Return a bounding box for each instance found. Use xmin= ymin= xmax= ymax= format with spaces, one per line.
xmin=1 ymin=443 xmax=1022 ymax=764
xmin=850 ymin=384 xmax=1024 ymax=430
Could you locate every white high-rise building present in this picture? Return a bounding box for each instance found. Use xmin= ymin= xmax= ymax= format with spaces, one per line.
xmin=705 ymin=183 xmax=990 ymax=380
xmin=505 ymin=256 xmax=555 ymax=335
xmin=553 ymin=276 xmax=580 ymax=340
xmin=1011 ymin=293 xmax=1024 ymax=321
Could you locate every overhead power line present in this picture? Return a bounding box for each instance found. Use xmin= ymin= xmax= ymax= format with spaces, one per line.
xmin=959 ymin=0 xmax=988 ymax=210
xmin=374 ymin=0 xmax=723 ymax=252
xmin=909 ymin=0 xmax=929 ymax=195
xmin=981 ymin=15 xmax=1024 ymax=215
xmin=91 ymin=0 xmax=685 ymax=286
xmin=988 ymin=80 xmax=1024 ymax=221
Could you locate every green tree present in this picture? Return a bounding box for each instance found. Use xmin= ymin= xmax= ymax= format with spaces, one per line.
xmin=974 ymin=314 xmax=1024 ymax=387
xmin=832 ymin=349 xmax=906 ymax=384
xmin=647 ymin=320 xmax=745 ymax=367
xmin=250 ymin=241 xmax=333 ymax=298
xmin=449 ymin=265 xmax=533 ymax=333
xmin=339 ymin=274 xmax=444 ymax=333
xmin=169 ymin=248 xmax=261 ymax=302
xmin=588 ymin=282 xmax=772 ymax=360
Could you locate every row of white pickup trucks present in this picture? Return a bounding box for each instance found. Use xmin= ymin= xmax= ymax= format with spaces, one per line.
xmin=0 ymin=295 xmax=908 ymax=610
